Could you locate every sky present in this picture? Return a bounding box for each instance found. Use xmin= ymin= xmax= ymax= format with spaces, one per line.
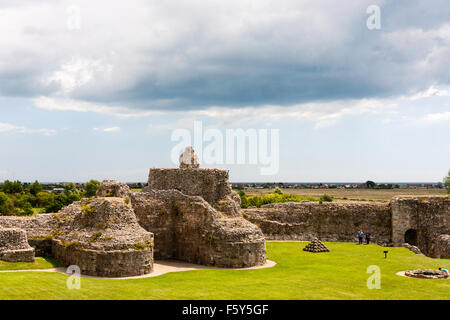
xmin=0 ymin=0 xmax=449 ymax=183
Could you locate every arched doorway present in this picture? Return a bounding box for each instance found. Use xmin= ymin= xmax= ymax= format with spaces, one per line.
xmin=404 ymin=229 xmax=418 ymax=246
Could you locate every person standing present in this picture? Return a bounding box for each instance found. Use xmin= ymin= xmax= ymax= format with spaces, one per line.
xmin=365 ymin=232 xmax=371 ymax=244
xmin=358 ymin=230 xmax=364 ymax=245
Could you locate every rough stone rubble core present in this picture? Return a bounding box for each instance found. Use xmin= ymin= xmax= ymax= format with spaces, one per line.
xmin=303 ymin=238 xmax=330 ymax=253
xmin=0 ymin=228 xmax=35 ymax=262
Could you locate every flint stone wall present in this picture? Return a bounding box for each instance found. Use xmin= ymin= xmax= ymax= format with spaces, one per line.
xmin=0 ymin=214 xmax=56 ymax=239
xmin=132 ymin=188 xmax=266 ymax=267
xmin=434 ymin=234 xmax=450 ymax=259
xmin=391 ymin=196 xmax=449 ymax=258
xmin=243 ymin=201 xmax=392 ymax=244
xmin=96 ymin=180 xmax=132 ymax=198
xmin=148 ymin=168 xmax=232 ymax=204
xmin=0 ymin=228 xmax=35 ymax=262
xmin=52 ymin=241 xmax=153 ymax=277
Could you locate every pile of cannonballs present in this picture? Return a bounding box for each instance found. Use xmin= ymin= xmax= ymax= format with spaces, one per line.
xmin=303 ymin=238 xmax=330 ymax=253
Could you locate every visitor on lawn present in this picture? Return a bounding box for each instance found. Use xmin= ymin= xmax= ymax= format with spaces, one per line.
xmin=358 ymin=230 xmax=364 ymax=244
xmin=439 ymin=267 xmax=448 ymax=274
xmin=365 ymin=232 xmax=371 ymax=244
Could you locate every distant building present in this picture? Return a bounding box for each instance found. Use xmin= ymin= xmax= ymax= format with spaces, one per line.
xmin=52 ymin=188 xmax=65 ymax=194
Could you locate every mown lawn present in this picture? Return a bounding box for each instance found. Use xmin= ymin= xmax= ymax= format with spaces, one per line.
xmin=0 ymin=242 xmax=449 ymax=300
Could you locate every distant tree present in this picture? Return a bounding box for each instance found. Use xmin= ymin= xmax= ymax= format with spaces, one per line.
xmin=36 ymin=192 xmax=53 ymax=208
xmin=16 ymin=199 xmax=33 ymax=216
xmin=28 ymin=180 xmax=43 ymax=196
xmin=0 ymin=180 xmax=23 ymax=194
xmin=366 ymin=181 xmax=376 ymax=189
xmin=320 ymin=194 xmax=333 ymax=202
xmin=273 ymin=187 xmax=283 ymax=194
xmin=237 ymin=190 xmax=246 ymax=197
xmin=64 ymin=182 xmax=78 ymax=195
xmin=0 ymin=192 xmax=14 ymax=215
xmin=84 ymin=180 xmax=101 ymax=197
xmin=444 ymin=170 xmax=450 ymax=194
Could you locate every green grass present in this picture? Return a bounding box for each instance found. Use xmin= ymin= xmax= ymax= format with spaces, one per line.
xmin=0 ymin=242 xmax=449 ymax=300
xmin=0 ymin=257 xmax=62 ymax=271
xmin=32 ymin=208 xmax=46 ymax=214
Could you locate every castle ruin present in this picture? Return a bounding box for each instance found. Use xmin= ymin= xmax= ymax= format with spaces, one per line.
xmin=0 ymin=147 xmax=448 ymax=276
xmin=0 ymin=147 xmax=266 ymax=277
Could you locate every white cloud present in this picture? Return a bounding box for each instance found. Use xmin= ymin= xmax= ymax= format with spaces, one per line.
xmin=424 ymin=111 xmax=450 ymax=122
xmin=0 ymin=122 xmax=56 ymax=136
xmin=189 ymin=98 xmax=397 ymax=129
xmin=93 ymin=126 xmax=121 ymax=132
xmin=45 ymin=56 xmax=113 ymax=94
xmin=34 ymin=96 xmax=162 ymax=118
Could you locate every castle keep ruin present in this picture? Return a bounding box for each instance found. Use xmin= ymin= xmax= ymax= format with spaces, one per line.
xmin=0 ymin=147 xmax=267 ymax=276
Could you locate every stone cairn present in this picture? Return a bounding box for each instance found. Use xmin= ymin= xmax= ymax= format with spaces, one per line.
xmin=303 ymin=238 xmax=330 ymax=253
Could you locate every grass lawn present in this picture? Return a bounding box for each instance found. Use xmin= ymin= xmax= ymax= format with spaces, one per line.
xmin=0 ymin=257 xmax=62 ymax=271
xmin=0 ymin=242 xmax=449 ymax=300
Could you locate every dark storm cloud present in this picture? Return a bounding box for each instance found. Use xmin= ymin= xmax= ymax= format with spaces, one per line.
xmin=1 ymin=0 xmax=450 ymax=111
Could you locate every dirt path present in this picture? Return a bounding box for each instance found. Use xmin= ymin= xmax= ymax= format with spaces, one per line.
xmin=0 ymin=259 xmax=276 ymax=280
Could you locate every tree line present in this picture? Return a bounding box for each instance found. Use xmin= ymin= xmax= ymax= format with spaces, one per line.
xmin=0 ymin=180 xmax=101 ymax=216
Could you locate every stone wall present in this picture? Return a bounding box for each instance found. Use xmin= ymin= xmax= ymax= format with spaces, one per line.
xmin=0 ymin=198 xmax=155 ymax=277
xmin=132 ymin=188 xmax=266 ymax=267
xmin=391 ymin=196 xmax=450 ymax=258
xmin=0 ymin=228 xmax=35 ymax=262
xmin=243 ymin=201 xmax=392 ymax=244
xmin=0 ymin=214 xmax=56 ymax=239
xmin=52 ymin=241 xmax=153 ymax=277
xmin=434 ymin=234 xmax=450 ymax=259
xmin=148 ymin=168 xmax=232 ymax=204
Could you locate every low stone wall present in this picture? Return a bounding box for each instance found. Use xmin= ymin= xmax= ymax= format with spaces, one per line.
xmin=52 ymin=241 xmax=153 ymax=277
xmin=243 ymin=201 xmax=392 ymax=244
xmin=0 ymin=228 xmax=35 ymax=262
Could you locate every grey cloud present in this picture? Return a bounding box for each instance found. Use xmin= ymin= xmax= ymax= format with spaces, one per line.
xmin=1 ymin=0 xmax=449 ymax=111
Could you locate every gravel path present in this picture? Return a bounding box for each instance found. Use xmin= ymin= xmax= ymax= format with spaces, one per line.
xmin=0 ymin=259 xmax=276 ymax=280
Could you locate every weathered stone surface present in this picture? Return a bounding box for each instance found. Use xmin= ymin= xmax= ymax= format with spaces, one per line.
xmin=132 ymin=187 xmax=266 ymax=267
xmin=148 ymin=168 xmax=233 ymax=204
xmin=404 ymin=269 xmax=449 ymax=279
xmin=434 ymin=234 xmax=450 ymax=259
xmin=0 ymin=214 xmax=57 ymax=239
xmin=50 ymin=197 xmax=154 ymax=277
xmin=96 ymin=180 xmax=132 ymax=198
xmin=0 ymin=228 xmax=35 ymax=262
xmin=179 ymin=146 xmax=199 ymax=169
xmin=402 ymin=243 xmax=422 ymax=254
xmin=243 ymin=201 xmax=392 ymax=245
xmin=391 ymin=196 xmax=450 ymax=258
xmin=303 ymin=238 xmax=330 ymax=253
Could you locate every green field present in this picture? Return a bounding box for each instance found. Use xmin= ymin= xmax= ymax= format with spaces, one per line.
xmin=244 ymin=188 xmax=448 ymax=202
xmin=0 ymin=242 xmax=449 ymax=300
